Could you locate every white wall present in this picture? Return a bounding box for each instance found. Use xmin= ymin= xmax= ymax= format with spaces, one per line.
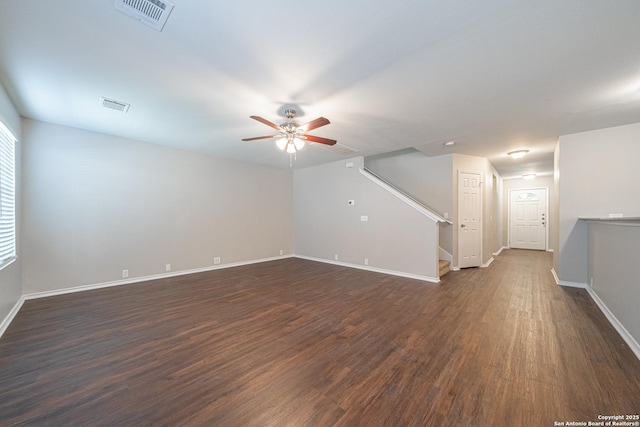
xmin=452 ymin=154 xmax=501 ymax=268
xmin=502 ymin=175 xmax=555 ymax=251
xmin=552 ymin=142 xmax=560 ymax=272
xmin=294 ymin=157 xmax=440 ymax=280
xmin=556 ymin=122 xmax=640 ymax=283
xmin=21 ymin=120 xmax=293 ymax=293
xmin=364 ymin=149 xmax=453 ymax=256
xmin=0 ymin=82 xmax=21 ymax=327
xmin=364 ymin=151 xmax=503 ymax=268
xmin=587 ymin=222 xmax=640 ymax=353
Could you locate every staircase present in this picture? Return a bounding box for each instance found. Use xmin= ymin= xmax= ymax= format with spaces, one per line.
xmin=439 ymin=259 xmax=451 ymax=278
xmin=360 ymin=167 xmax=452 ymax=282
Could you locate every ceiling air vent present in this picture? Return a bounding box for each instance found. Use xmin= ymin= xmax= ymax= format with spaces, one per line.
xmin=100 ymin=97 xmax=130 ymax=113
xmin=115 ymin=0 xmax=174 ymax=31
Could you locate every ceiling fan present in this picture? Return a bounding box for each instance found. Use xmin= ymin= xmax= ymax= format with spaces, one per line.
xmin=242 ymin=109 xmax=336 ymax=157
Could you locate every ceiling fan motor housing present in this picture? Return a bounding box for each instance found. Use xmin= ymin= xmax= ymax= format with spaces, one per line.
xmin=242 ymin=109 xmax=336 ymax=148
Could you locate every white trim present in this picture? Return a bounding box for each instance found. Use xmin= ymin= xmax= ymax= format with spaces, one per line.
xmin=24 ymin=255 xmax=293 ymax=300
xmin=0 ymin=295 xmax=25 ymax=338
xmin=482 ymin=257 xmax=495 ymax=268
xmin=359 ymin=168 xmax=448 ymax=223
xmin=439 ymin=247 xmax=453 ymax=263
xmin=493 ymin=246 xmax=507 ymax=256
xmin=0 ymin=255 xmax=17 ymax=272
xmin=550 ymin=268 xmax=638 ymax=360
xmin=550 ymin=268 xmax=587 ymax=288
xmin=457 ymin=169 xmax=483 ymax=269
xmin=586 ymin=287 xmax=640 ymax=361
xmin=294 ymin=255 xmax=440 ymax=284
xmin=507 ymin=187 xmax=549 ymax=251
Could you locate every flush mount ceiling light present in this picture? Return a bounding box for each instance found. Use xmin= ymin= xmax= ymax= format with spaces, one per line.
xmin=444 ymin=141 xmax=455 ymax=146
xmin=523 ymin=173 xmax=537 ymax=180
xmin=508 ymin=149 xmax=529 ymax=159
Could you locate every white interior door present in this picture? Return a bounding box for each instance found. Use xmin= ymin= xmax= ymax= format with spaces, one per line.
xmin=509 ymin=188 xmax=547 ymax=250
xmin=458 ymin=171 xmax=482 ymax=268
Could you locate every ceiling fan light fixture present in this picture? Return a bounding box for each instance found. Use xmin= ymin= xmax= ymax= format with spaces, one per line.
xmin=242 ymin=109 xmax=336 ymax=165
xmin=508 ymin=149 xmax=529 ymax=159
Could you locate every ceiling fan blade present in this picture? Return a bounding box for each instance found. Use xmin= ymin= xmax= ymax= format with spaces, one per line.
xmin=302 ymin=134 xmax=337 ymax=146
xmin=299 ymin=117 xmax=330 ymax=132
xmin=250 ymin=116 xmax=281 ymax=131
xmin=242 ymin=135 xmax=278 ymax=141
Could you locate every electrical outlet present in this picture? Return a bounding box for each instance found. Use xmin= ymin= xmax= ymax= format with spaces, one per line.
xmin=334 ymin=254 xmax=339 ymax=261
xmin=364 ymin=258 xmax=369 ymax=266
xmin=122 ymin=269 xmax=129 ymax=278
xmin=214 ymin=257 xmax=221 ymax=265
xmin=360 ymin=215 xmax=368 ymax=222
xmin=165 ymin=264 xmax=171 ymax=272
xmin=279 ymin=249 xmax=284 ymax=255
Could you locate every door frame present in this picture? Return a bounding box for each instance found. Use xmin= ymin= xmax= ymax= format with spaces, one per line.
xmin=457 ymin=170 xmax=483 ymax=269
xmin=507 ymin=186 xmax=549 ymax=251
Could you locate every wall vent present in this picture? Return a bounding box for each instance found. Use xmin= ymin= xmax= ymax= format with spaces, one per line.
xmin=115 ymin=0 xmax=174 ymax=31
xmin=100 ymin=97 xmax=130 ymax=113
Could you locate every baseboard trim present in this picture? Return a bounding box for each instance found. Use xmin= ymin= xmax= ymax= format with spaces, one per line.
xmin=550 ymin=268 xmax=639 ymax=361
xmin=294 ymin=255 xmax=440 ymax=284
xmin=451 ymin=256 xmax=495 ymax=272
xmin=586 ymin=287 xmax=640 ymax=361
xmin=493 ymin=246 xmax=507 ymax=256
xmin=23 ymin=255 xmax=294 ymax=301
xmin=550 ymin=268 xmax=587 ymax=289
xmin=0 ymin=295 xmax=26 ymax=338
xmin=482 ymin=257 xmax=495 ymax=268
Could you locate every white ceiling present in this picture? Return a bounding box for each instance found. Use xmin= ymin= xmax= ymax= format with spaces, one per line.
xmin=1 ymin=0 xmax=639 ymax=177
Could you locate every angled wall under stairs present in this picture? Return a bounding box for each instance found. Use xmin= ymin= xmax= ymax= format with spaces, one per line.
xmin=294 ymin=157 xmax=446 ymax=282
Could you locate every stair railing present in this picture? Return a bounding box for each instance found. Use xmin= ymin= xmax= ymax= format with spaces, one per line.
xmin=360 ymin=167 xmax=452 ymax=224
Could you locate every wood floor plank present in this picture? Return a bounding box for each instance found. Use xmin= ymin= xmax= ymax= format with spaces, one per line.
xmin=1 ymin=250 xmax=639 ymax=426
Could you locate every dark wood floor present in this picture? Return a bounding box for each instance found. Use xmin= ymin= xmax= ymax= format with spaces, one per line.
xmin=1 ymin=250 xmax=639 ymax=426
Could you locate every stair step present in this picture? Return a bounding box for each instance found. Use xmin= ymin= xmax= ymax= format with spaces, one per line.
xmin=439 ymin=260 xmax=451 ymax=278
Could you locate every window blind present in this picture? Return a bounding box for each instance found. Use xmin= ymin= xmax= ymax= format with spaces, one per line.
xmin=0 ymin=120 xmax=16 ymax=267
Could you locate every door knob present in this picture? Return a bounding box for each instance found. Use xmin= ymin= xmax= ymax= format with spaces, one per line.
xmin=461 ymin=224 xmax=466 ymax=228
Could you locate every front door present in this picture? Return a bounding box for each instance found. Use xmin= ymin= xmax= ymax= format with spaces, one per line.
xmin=509 ymin=188 xmax=547 ymax=250
xmin=458 ymin=171 xmax=482 ymax=268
